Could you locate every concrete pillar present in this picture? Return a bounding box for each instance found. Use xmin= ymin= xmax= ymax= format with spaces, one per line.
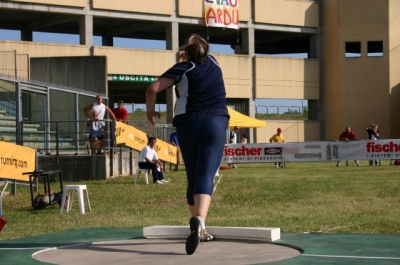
xmin=234 ymin=28 xmax=255 ymax=56
xmin=166 ymin=22 xmax=179 ymax=51
xmin=21 ymin=30 xmax=33 ymax=41
xmin=308 ymin=100 xmax=319 ymax=121
xmin=165 ymin=22 xmax=179 ymax=124
xmin=245 ymin=28 xmax=256 ymax=142
xmin=309 ymin=35 xmax=318 ymax=59
xmin=248 ymin=99 xmax=258 ymax=143
xmin=79 ymin=15 xmax=93 ymax=53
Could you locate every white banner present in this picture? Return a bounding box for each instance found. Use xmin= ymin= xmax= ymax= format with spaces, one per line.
xmin=222 ymin=139 xmax=400 ymax=164
xmin=204 ymin=0 xmax=239 ymax=29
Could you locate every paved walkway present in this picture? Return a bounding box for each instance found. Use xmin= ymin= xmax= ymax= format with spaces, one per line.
xmin=1 ymin=228 xmax=400 ymax=265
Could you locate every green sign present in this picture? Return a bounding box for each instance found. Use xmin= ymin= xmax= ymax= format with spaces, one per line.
xmin=109 ymin=75 xmax=158 ymax=82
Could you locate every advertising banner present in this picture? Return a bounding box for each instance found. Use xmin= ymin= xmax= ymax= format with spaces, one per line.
xmin=204 ymin=0 xmax=239 ymax=29
xmin=114 ymin=122 xmax=178 ymax=164
xmin=0 ymin=141 xmax=35 ymax=181
xmin=222 ymin=139 xmax=400 ymax=164
xmin=115 ymin=121 xmax=148 ymax=151
xmin=153 ymin=139 xmax=178 ymax=164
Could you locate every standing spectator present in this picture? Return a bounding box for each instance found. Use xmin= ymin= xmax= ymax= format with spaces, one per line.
xmin=138 ymin=137 xmax=168 ymax=184
xmin=269 ymin=128 xmax=285 ymax=168
xmin=112 ymin=100 xmax=129 ymax=123
xmin=170 ymin=129 xmax=183 ymax=170
xmin=228 ymin=126 xmax=239 ymax=168
xmin=82 ymin=95 xmax=116 ymax=153
xmin=230 ymin=126 xmax=238 ymax=144
xmin=145 ymin=34 xmax=229 ymax=254
xmin=83 ymin=95 xmax=116 ymax=122
xmin=366 ymin=124 xmax=380 ymax=166
xmin=240 ymin=133 xmax=248 ymax=144
xmin=336 ymin=126 xmax=360 ymax=167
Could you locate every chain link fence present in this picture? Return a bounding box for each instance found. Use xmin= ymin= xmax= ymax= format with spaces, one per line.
xmin=0 ymin=50 xmax=29 ymax=79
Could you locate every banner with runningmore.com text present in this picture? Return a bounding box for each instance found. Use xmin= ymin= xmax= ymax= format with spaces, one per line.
xmin=0 ymin=141 xmax=36 ymax=181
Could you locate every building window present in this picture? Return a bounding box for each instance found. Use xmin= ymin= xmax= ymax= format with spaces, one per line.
xmin=367 ymin=41 xmax=383 ymax=57
xmin=345 ymin=42 xmax=361 ymax=58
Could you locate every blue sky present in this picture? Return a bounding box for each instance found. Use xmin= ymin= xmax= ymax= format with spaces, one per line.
xmin=0 ymin=29 xmax=307 ymax=113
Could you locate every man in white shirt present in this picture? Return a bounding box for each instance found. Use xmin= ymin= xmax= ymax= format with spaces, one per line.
xmin=138 ymin=137 xmax=168 ymax=184
xmin=83 ymin=95 xmax=116 ymax=122
xmin=82 ymin=95 xmax=116 ymax=153
xmin=228 ymin=126 xmax=239 ymax=168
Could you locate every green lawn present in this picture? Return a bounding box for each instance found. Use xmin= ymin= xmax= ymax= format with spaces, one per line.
xmin=1 ymin=161 xmax=399 ymax=241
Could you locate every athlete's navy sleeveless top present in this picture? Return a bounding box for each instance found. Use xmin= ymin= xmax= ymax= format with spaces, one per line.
xmin=160 ymin=55 xmax=229 ymax=126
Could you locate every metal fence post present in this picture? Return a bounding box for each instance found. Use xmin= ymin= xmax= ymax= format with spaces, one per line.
xmin=55 ymin=121 xmax=60 ymax=169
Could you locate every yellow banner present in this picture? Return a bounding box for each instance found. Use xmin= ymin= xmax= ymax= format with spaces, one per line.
xmin=204 ymin=0 xmax=239 ymax=29
xmin=0 ymin=141 xmax=36 ymax=181
xmin=153 ymin=139 xmax=178 ymax=164
xmin=114 ymin=122 xmax=178 ymax=164
xmin=115 ymin=121 xmax=148 ymax=151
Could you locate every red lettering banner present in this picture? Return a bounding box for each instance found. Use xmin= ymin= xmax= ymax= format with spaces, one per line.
xmin=204 ymin=0 xmax=239 ymax=29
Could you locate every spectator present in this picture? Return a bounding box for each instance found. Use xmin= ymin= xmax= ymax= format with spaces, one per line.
xmin=240 ymin=133 xmax=248 ymax=144
xmin=228 ymin=126 xmax=239 ymax=168
xmin=366 ymin=124 xmax=380 ymax=166
xmin=138 ymin=136 xmax=168 ymax=184
xmin=112 ymin=100 xmax=129 ymax=123
xmin=145 ymin=34 xmax=229 ymax=254
xmin=84 ymin=110 xmax=106 ymax=155
xmin=336 ymin=126 xmax=360 ymax=167
xmin=230 ymin=126 xmax=238 ymax=144
xmin=170 ymin=129 xmax=183 ymax=170
xmin=82 ymin=95 xmax=116 ymax=153
xmin=269 ymin=128 xmax=285 ymax=168
xmin=82 ymin=95 xmax=116 ymax=122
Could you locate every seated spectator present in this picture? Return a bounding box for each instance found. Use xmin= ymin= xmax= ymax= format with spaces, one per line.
xmin=240 ymin=133 xmax=248 ymax=144
xmin=138 ymin=137 xmax=168 ymax=184
xmin=84 ymin=110 xmax=106 ymax=155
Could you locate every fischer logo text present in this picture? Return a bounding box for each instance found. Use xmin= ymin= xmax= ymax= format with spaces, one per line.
xmin=224 ymin=146 xmax=262 ymax=156
xmin=366 ymin=142 xmax=400 ymax=152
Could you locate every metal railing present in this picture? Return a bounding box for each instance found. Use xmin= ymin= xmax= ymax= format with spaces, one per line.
xmin=0 ymin=82 xmax=17 ymax=116
xmin=17 ymin=119 xmax=122 ymax=179
xmin=255 ymin=104 xmax=306 ymax=115
xmin=19 ymin=119 xmax=116 ymax=156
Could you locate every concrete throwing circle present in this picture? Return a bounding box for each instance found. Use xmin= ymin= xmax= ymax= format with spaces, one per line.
xmin=33 ymin=238 xmax=300 ymax=265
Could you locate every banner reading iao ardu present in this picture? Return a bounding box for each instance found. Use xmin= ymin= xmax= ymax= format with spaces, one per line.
xmin=204 ymin=0 xmax=239 ymax=29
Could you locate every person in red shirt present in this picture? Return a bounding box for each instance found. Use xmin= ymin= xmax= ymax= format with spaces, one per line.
xmin=112 ymin=100 xmax=129 ymax=123
xmin=336 ymin=126 xmax=360 ymax=167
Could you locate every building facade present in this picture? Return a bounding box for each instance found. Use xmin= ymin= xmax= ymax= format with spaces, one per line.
xmin=0 ymin=0 xmax=398 ymax=142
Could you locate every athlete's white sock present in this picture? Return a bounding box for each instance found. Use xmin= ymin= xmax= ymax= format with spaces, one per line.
xmin=196 ymin=216 xmax=206 ymax=230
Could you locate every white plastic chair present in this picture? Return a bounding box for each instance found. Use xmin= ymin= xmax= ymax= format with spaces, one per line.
xmin=135 ymin=168 xmax=149 ymax=184
xmin=60 ymin=184 xmax=91 ymax=214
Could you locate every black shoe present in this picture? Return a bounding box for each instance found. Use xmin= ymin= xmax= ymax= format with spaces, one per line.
xmin=186 ymin=216 xmax=201 ymax=255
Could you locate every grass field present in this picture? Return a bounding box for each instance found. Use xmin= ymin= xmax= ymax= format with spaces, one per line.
xmin=0 ymin=161 xmax=399 ymax=241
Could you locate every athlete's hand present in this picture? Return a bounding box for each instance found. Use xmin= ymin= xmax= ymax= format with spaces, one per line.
xmin=147 ymin=111 xmax=161 ymax=125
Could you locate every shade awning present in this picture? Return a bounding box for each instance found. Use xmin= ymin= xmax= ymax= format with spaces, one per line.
xmin=227 ymin=107 xmax=266 ymax=128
